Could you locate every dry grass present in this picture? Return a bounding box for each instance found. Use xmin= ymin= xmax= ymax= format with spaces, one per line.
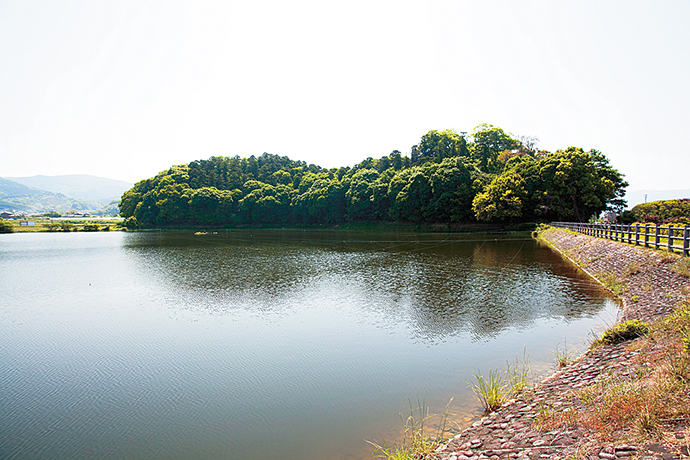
xmin=535 ymin=302 xmax=690 ymax=450
xmin=672 ymin=257 xmax=690 ymax=279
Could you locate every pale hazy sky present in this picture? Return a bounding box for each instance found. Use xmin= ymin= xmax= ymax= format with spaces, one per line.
xmin=1 ymin=0 xmax=688 ymax=192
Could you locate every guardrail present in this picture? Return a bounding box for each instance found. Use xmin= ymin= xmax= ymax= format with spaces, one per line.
xmin=551 ymin=222 xmax=690 ymax=256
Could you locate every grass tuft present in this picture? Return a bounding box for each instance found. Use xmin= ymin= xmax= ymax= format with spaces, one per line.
xmin=506 ymin=349 xmax=531 ymax=394
xmin=553 ymin=340 xmax=576 ymax=368
xmin=671 ymin=257 xmax=690 ymax=278
xmin=368 ymin=396 xmax=453 ymax=460
xmin=470 ymin=369 xmax=509 ymax=413
xmin=470 ymin=352 xmax=531 ymax=414
xmin=591 ymin=320 xmax=649 ymax=347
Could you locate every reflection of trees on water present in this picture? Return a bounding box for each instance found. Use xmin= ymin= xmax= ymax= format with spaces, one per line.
xmin=122 ymin=231 xmax=614 ymax=340
xmin=355 ymin=242 xmax=610 ymax=341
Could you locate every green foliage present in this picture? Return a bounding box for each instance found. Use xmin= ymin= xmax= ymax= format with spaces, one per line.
xmin=118 ymin=127 xmax=627 ymax=227
xmin=593 ymin=320 xmax=650 ymax=347
xmin=46 ymin=221 xmax=75 ymax=232
xmin=411 ymin=129 xmax=468 ymax=165
xmin=627 ymin=199 xmax=690 ymax=224
xmin=472 ymin=172 xmax=528 ymax=222
xmin=0 ymin=218 xmax=14 ymax=233
xmin=124 ymin=216 xmax=138 ymax=229
xmin=535 ymin=147 xmax=627 ymax=221
xmin=470 ymin=123 xmax=520 ymax=172
xmin=470 ymin=369 xmax=509 ymax=413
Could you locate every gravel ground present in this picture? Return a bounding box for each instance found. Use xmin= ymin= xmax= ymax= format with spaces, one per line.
xmin=432 ymin=228 xmax=690 ymax=460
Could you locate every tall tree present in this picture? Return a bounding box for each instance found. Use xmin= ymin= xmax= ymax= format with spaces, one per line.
xmin=470 ymin=124 xmax=519 ymax=171
xmin=411 ymin=129 xmax=468 ymax=165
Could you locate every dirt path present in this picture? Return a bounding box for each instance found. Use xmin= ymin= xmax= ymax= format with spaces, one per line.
xmin=433 ymin=227 xmax=690 ymax=460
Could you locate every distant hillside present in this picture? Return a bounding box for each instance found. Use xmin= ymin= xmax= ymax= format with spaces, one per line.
xmin=5 ymin=174 xmax=133 ymax=205
xmin=626 ymin=189 xmax=690 ymax=208
xmin=0 ymin=177 xmax=107 ymax=214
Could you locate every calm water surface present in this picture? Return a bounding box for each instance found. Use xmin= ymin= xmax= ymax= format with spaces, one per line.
xmin=0 ymin=230 xmax=618 ymax=460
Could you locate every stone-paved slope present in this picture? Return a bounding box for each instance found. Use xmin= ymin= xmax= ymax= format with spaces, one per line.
xmin=433 ymin=228 xmax=690 ymax=460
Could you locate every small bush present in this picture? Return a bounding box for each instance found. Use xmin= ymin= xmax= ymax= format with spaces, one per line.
xmin=593 ymin=320 xmax=649 ymax=346
xmin=0 ymin=218 xmax=14 ymax=233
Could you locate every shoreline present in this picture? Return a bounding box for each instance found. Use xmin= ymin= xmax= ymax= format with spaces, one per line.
xmin=433 ymin=227 xmax=690 ymax=460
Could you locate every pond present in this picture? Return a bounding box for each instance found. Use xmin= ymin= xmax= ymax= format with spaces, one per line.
xmin=0 ymin=229 xmax=618 ymax=460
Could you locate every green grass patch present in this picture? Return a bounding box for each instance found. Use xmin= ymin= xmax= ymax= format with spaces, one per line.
xmin=592 ymin=320 xmax=649 ymax=347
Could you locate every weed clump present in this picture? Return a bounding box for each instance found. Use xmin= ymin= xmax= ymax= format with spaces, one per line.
xmin=368 ymin=397 xmax=452 ymax=460
xmin=671 ymin=257 xmax=690 ymax=279
xmin=592 ymin=320 xmax=650 ymax=347
xmin=553 ymin=340 xmax=576 ymax=368
xmin=537 ymin=302 xmax=690 ymax=448
xmin=470 ymin=353 xmax=531 ymax=414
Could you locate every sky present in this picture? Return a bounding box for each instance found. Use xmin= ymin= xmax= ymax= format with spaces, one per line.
xmin=1 ymin=0 xmax=688 ymax=194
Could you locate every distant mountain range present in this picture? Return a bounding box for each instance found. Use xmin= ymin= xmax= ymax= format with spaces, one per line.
xmin=0 ymin=175 xmax=133 ymax=214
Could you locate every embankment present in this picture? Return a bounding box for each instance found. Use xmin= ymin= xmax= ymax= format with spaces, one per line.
xmin=433 ymin=227 xmax=690 ymax=460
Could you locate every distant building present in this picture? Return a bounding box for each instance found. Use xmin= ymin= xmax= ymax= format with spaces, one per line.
xmin=601 ymin=212 xmax=619 ymax=223
xmin=1 ymin=211 xmax=15 ymax=219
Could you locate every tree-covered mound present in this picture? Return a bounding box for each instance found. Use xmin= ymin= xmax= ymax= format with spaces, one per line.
xmin=621 ymin=199 xmax=690 ymax=225
xmin=119 ymin=125 xmax=627 ymax=228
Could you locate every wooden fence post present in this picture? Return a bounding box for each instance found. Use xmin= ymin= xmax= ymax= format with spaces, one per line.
xmin=635 ymin=224 xmax=640 ymax=246
xmin=644 ymin=225 xmax=649 ymax=248
xmin=684 ymin=226 xmax=689 ymax=256
xmin=668 ymin=226 xmax=674 ymax=252
xmin=654 ymin=225 xmax=660 ymax=250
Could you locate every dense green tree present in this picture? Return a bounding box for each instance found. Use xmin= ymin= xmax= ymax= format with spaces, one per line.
xmin=294 ymin=177 xmax=346 ymax=224
xmin=411 ymin=129 xmax=468 ymax=165
xmin=390 ymin=170 xmax=433 ymax=222
xmin=470 ymin=124 xmax=520 ymax=171
xmin=345 ymin=168 xmax=380 ymax=221
xmin=538 ymin=147 xmax=625 ymax=222
xmin=472 ymin=173 xmax=528 ymax=222
xmin=427 ymin=158 xmax=475 ymax=222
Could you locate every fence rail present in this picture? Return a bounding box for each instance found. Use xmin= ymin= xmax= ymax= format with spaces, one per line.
xmin=551 ymin=222 xmax=690 ymax=257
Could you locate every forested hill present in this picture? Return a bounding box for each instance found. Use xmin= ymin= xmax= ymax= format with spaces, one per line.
xmin=119 ymin=125 xmax=628 ymax=228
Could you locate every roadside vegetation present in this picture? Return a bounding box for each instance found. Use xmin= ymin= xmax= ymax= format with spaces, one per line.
xmin=531 ymin=226 xmax=690 ymax=454
xmin=620 ymin=198 xmax=690 ymax=225
xmin=535 ymin=302 xmax=690 ymax=452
